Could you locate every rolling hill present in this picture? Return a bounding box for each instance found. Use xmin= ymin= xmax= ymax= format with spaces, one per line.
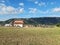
xmin=0 ymin=17 xmax=60 ymax=26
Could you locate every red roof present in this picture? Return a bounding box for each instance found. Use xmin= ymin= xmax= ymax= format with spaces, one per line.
xmin=14 ymin=20 xmax=24 ymax=24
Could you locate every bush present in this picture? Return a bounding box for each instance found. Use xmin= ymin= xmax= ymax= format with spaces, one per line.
xmin=56 ymin=23 xmax=60 ymax=27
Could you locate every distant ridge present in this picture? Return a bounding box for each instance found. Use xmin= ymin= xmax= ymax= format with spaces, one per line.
xmin=0 ymin=17 xmax=60 ymax=25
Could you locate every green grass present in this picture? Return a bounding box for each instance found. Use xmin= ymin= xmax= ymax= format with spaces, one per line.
xmin=0 ymin=27 xmax=60 ymax=45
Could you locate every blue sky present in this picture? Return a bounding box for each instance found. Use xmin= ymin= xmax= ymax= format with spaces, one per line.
xmin=0 ymin=0 xmax=60 ymax=21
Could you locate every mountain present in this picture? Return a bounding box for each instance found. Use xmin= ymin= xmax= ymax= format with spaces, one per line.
xmin=0 ymin=17 xmax=60 ymax=26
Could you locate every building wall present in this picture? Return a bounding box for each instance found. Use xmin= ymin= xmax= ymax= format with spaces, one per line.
xmin=14 ymin=24 xmax=23 ymax=27
xmin=5 ymin=24 xmax=12 ymax=26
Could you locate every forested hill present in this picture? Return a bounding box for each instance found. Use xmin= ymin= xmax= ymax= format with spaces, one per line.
xmin=0 ymin=17 xmax=60 ymax=25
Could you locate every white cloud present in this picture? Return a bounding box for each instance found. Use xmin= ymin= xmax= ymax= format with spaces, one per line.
xmin=38 ymin=2 xmax=46 ymax=6
xmin=1 ymin=0 xmax=5 ymax=3
xmin=28 ymin=7 xmax=50 ymax=14
xmin=19 ymin=3 xmax=24 ymax=6
xmin=52 ymin=8 xmax=60 ymax=12
xmin=0 ymin=3 xmax=24 ymax=15
xmin=29 ymin=8 xmax=37 ymax=13
xmin=34 ymin=1 xmax=46 ymax=7
xmin=35 ymin=1 xmax=38 ymax=4
xmin=19 ymin=8 xmax=24 ymax=13
xmin=50 ymin=2 xmax=56 ymax=5
xmin=7 ymin=6 xmax=15 ymax=12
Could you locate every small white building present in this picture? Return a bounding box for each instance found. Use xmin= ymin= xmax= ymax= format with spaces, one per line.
xmin=13 ymin=20 xmax=24 ymax=27
xmin=5 ymin=24 xmax=12 ymax=26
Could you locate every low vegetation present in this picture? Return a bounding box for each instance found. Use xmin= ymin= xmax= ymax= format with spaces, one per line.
xmin=0 ymin=27 xmax=60 ymax=45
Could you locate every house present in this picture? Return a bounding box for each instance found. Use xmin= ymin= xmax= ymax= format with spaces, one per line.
xmin=4 ymin=20 xmax=24 ymax=27
xmin=12 ymin=20 xmax=24 ymax=27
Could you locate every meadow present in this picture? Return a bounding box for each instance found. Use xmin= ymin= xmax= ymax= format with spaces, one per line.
xmin=0 ymin=27 xmax=60 ymax=45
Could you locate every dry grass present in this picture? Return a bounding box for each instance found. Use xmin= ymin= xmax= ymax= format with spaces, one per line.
xmin=0 ymin=27 xmax=60 ymax=45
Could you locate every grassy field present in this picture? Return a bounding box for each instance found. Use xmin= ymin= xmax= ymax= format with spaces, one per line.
xmin=0 ymin=27 xmax=60 ymax=45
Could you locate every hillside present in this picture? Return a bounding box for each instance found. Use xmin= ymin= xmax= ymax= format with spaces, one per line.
xmin=0 ymin=17 xmax=60 ymax=26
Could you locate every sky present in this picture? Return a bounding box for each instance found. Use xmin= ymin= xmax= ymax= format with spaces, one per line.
xmin=0 ymin=0 xmax=60 ymax=21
